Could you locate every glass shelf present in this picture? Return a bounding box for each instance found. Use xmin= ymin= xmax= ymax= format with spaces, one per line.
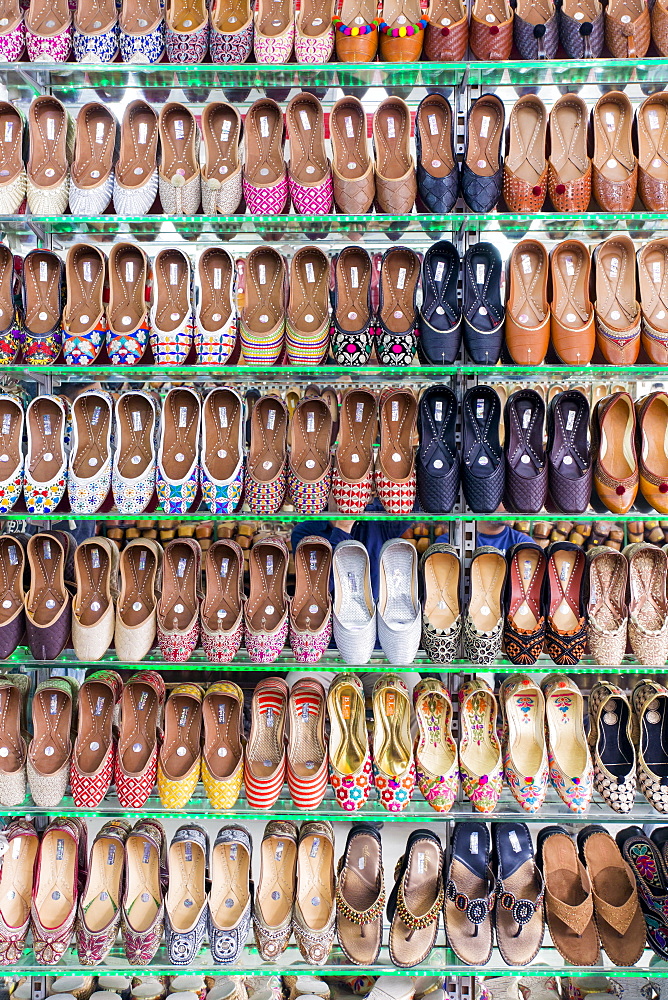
xmin=4 ymin=786 xmax=666 ymax=824
xmin=1 ymin=511 xmax=661 ymax=522
xmin=6 ymin=58 xmax=668 ymax=93
xmin=6 ymin=648 xmax=662 ymax=674
xmin=7 ymin=943 xmax=668 ymax=977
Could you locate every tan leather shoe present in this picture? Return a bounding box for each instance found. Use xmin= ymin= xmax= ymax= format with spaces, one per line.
xmin=334 ymin=0 xmax=379 ymax=58
xmin=378 ymin=0 xmax=425 ymax=59
xmin=638 ymin=238 xmax=668 ymax=364
xmin=637 ymin=391 xmax=668 ymax=513
xmin=548 ymin=94 xmax=591 ymax=214
xmin=594 ymin=234 xmax=641 ymax=365
xmin=652 ymin=0 xmax=668 ymax=53
xmin=638 ymin=93 xmax=668 ymax=213
xmin=550 ymin=239 xmax=595 ymax=365
xmin=591 ymin=391 xmax=638 ymax=514
xmin=470 ymin=0 xmax=513 ymax=57
xmin=424 ymin=0 xmax=468 ymax=58
xmin=592 ymin=91 xmax=638 ymax=212
xmin=605 ymin=0 xmax=650 ymax=55
xmin=373 ymin=97 xmax=416 ymax=215
xmin=505 ymin=239 xmax=549 ymax=366
xmin=330 ymin=96 xmax=374 ymax=214
xmin=503 ymin=95 xmax=547 ymax=213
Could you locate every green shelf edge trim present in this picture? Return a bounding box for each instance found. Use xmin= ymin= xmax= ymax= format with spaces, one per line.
xmin=4 ymin=511 xmax=662 ymax=521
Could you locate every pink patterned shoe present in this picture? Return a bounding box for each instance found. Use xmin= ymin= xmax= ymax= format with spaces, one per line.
xmin=121 ymin=820 xmax=167 ymax=965
xmin=375 ymin=387 xmax=418 ymax=514
xmin=114 ymin=671 xmax=166 ymax=809
xmin=289 ymin=536 xmax=332 ymax=663
xmin=294 ymin=0 xmax=334 ymax=61
xmin=25 ymin=0 xmax=71 ymax=59
xmin=327 ymin=674 xmax=373 ymax=811
xmin=246 ymin=394 xmax=288 ymax=514
xmin=286 ymin=92 xmax=333 ymax=214
xmin=542 ymin=673 xmax=594 ymax=813
xmin=31 ymin=817 xmax=87 ymax=966
xmin=242 ymin=98 xmax=289 ymax=215
xmin=76 ymin=819 xmax=131 ymax=967
xmin=499 ymin=674 xmax=549 ymax=813
xmin=286 ymin=678 xmax=329 ymax=807
xmin=288 ymin=396 xmax=333 ymax=514
xmin=372 ymin=674 xmax=416 ymax=812
xmin=414 ymin=678 xmax=459 ymax=813
xmin=244 ymin=536 xmax=289 ymax=664
xmin=201 ymin=539 xmax=245 ymax=664
xmin=157 ymin=537 xmax=201 ymax=662
xmin=332 ymin=387 xmax=378 ymax=514
xmin=0 ymin=3 xmax=25 ymax=61
xmin=70 ymin=670 xmax=123 ymax=808
xmin=0 ymin=819 xmax=38 ymax=966
xmin=210 ymin=0 xmax=253 ymax=60
xmin=253 ymin=0 xmax=294 ymax=61
xmin=165 ymin=0 xmax=209 ymax=61
xmin=458 ymin=678 xmax=503 ymax=814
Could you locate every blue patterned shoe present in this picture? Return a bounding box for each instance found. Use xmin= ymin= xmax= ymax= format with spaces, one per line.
xmin=112 ymin=390 xmax=158 ymax=514
xmin=107 ymin=242 xmax=150 ymax=365
xmin=63 ymin=243 xmax=108 ymax=366
xmin=156 ymin=385 xmax=201 ymax=514
xmin=150 ymin=248 xmax=195 ymax=366
xmin=73 ymin=0 xmax=119 ymax=61
xmin=120 ymin=0 xmax=164 ymax=60
xmin=201 ymin=387 xmax=244 ymax=514
xmin=208 ymin=825 xmax=252 ymax=965
xmin=165 ymin=825 xmax=209 ymax=966
xmin=68 ymin=388 xmax=114 ymax=514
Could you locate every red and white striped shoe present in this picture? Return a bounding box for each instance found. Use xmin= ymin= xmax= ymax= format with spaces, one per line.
xmin=244 ymin=677 xmax=288 ymax=809
xmin=286 ymin=679 xmax=328 ymax=809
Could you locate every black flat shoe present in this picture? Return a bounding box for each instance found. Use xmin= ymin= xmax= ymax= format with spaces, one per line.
xmin=493 ymin=821 xmax=545 ymax=967
xmin=546 ymin=388 xmax=592 ymax=514
xmin=503 ymin=387 xmax=548 ymax=514
xmin=416 ymin=93 xmax=459 ymax=214
xmin=444 ymin=821 xmax=494 ymax=966
xmin=418 ymin=240 xmax=462 ymax=364
xmin=462 ymin=384 xmax=504 ymax=513
xmin=461 ymin=93 xmax=505 ymax=213
xmin=462 ymin=241 xmax=504 ymax=364
xmin=416 ymin=384 xmax=460 ymax=513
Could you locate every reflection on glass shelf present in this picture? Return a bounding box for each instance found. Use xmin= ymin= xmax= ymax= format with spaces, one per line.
xmin=5 ymin=647 xmax=662 ymax=675
xmin=0 ymin=511 xmax=659 ymax=522
xmin=3 ymin=785 xmax=665 ymax=824
xmin=7 ymin=942 xmax=668 ymax=976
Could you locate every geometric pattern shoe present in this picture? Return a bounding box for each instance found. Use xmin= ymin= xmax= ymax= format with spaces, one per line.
xmin=327 ymin=673 xmax=373 ymax=811
xmin=375 ymin=462 xmax=416 ymax=515
xmin=120 ymin=21 xmax=165 ymax=61
xmin=73 ymin=23 xmax=120 ymax=61
xmin=70 ymin=669 xmax=123 ymax=808
xmin=114 ymin=670 xmax=166 ymax=809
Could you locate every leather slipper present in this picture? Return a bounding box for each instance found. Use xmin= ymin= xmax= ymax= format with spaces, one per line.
xmin=536 ymin=825 xmax=600 ymax=966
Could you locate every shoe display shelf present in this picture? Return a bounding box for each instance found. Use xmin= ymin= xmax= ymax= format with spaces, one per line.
xmin=7 ymin=54 xmax=668 ymax=995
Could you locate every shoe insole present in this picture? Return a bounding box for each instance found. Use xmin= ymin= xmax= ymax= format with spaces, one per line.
xmin=160 ymin=107 xmax=197 ymax=179
xmin=329 ymin=682 xmax=366 ymax=774
xmin=297 ymin=833 xmax=332 ymax=931
xmin=374 ymin=686 xmax=410 ymax=776
xmin=467 ymin=101 xmax=502 ymax=175
xmin=76 ymin=0 xmax=115 ymax=33
xmin=289 ymin=686 xmax=325 ymax=776
xmin=25 ymin=254 xmax=60 ymax=334
xmin=81 ymin=835 xmax=124 ymax=930
xmin=0 ymin=398 xmax=21 ymax=475
xmin=375 ymin=105 xmax=411 ymax=179
xmin=461 ymin=689 xmax=498 ymax=775
xmin=247 ymin=683 xmax=286 ymax=774
xmin=597 ymin=241 xmax=637 ymax=327
xmin=167 ymin=840 xmax=206 ymax=930
xmin=298 ymin=0 xmax=333 ymax=33
xmin=511 ymin=548 xmax=541 ymax=629
xmin=245 ymin=104 xmax=283 ymax=184
xmin=424 ymin=551 xmax=459 ymax=629
xmin=210 ymin=841 xmax=249 ymax=927
xmin=154 ymin=250 xmax=189 ymax=332
xmin=258 ymin=834 xmax=296 ymax=926
xmin=551 ymin=102 xmax=588 ymax=182
xmin=549 ymin=550 xmax=579 ymax=629
xmin=640 ymin=394 xmax=668 ymax=477
xmin=595 ymin=99 xmax=633 ymax=179
xmin=505 ymin=685 xmax=543 ymax=775
xmin=338 ymin=391 xmax=375 ymax=479
xmin=291 ymin=401 xmax=330 ymax=481
xmin=472 ymin=0 xmax=508 ymax=20
xmin=509 ymin=245 xmax=547 ymax=325
xmin=289 ymin=100 xmax=327 ymax=184
xmin=202 ymin=545 xmax=241 ymax=632
xmin=120 ymin=681 xmax=159 ymax=775
xmin=507 ymin=103 xmax=545 ymax=183
xmin=562 ymin=0 xmax=598 ymax=16
xmin=29 ymin=102 xmax=67 ymax=184
xmin=0 ymin=537 xmax=22 ymax=626
xmin=117 ymin=106 xmax=157 ymax=188
xmin=0 ymin=685 xmax=22 ymax=771
xmin=204 ymin=390 xmax=241 ymax=482
xmin=212 ymin=0 xmax=250 ymax=30
xmin=640 ymin=101 xmax=668 ymax=175
xmin=125 ymin=834 xmax=160 ymax=931
xmin=331 ymin=103 xmax=369 ymax=181
xmin=417 ymin=101 xmax=454 ymax=178
xmin=416 ymin=690 xmax=455 ymax=774
xmin=161 ymin=544 xmax=197 ymax=628
xmin=203 ymin=691 xmax=241 ymax=778
xmin=469 ymin=553 xmax=504 ymax=631
xmin=256 ymin=0 xmax=291 ymax=33
xmin=119 ymin=544 xmax=156 ymax=627
xmin=599 ymin=396 xmax=635 ymax=478
xmin=77 ymin=680 xmax=114 ymax=773
xmin=162 ymin=693 xmax=200 ymax=778
xmin=161 ymin=391 xmax=198 ymax=482
xmin=552 ymin=243 xmax=590 ymax=326
xmin=203 ymin=106 xmax=239 ymax=180
xmin=381 ymin=0 xmax=421 ymax=25
xmin=167 ymin=0 xmax=206 ymax=31
xmin=639 ymin=245 xmax=668 ymax=328
xmin=35 ymin=829 xmax=76 ymax=928
xmin=121 ymin=0 xmax=161 ymax=31
xmin=27 ymin=0 xmax=68 ymax=36
xmin=116 ymin=395 xmax=153 ymax=480
xmin=516 ymin=0 xmax=552 ymax=19
xmin=199 ymin=252 xmax=233 ymax=331
xmin=249 ymin=399 xmax=286 ymax=483
xmin=643 ymin=698 xmax=668 ymax=776
xmin=292 ymin=543 xmax=329 ymax=631
xmin=72 ymin=394 xmax=110 ymax=480
xmin=109 ymin=248 xmax=145 ymax=333
xmin=0 ymin=833 xmax=37 ymax=927
xmin=380 ymin=251 xmax=418 ymax=333
xmin=391 ymin=838 xmax=441 ymax=967
xmin=338 ymin=833 xmax=381 ymax=964
xmin=28 ymin=398 xmax=64 ymax=484
xmin=380 ymin=393 xmax=415 ymax=479
xmin=0 ymin=109 xmax=22 ymax=182
xmin=334 ymin=546 xmax=372 ymax=624
xmin=66 ymin=248 xmax=104 ymax=331
xmin=335 ymin=253 xmax=370 ymax=333
xmin=428 ymin=0 xmax=465 ymax=25
xmin=598 ymin=696 xmax=634 ymax=778
xmin=244 ymin=251 xmax=283 ymax=332
xmin=75 ymin=543 xmax=110 ymax=626
xmin=29 ymin=535 xmax=65 ymax=626
xmin=339 ymin=0 xmax=376 ymax=19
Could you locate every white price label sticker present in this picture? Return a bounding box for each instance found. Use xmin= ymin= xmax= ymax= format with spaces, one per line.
xmin=480 ymin=115 xmax=490 ymax=138
xmin=179 ymin=406 xmax=188 ymax=428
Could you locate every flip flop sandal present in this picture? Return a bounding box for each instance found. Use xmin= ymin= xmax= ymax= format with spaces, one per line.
xmin=493 ymin=822 xmax=545 ymax=967
xmin=536 ymin=825 xmax=600 ymax=966
xmin=617 ymin=825 xmax=668 ymax=960
xmin=335 ymin=823 xmax=384 ymax=966
xmin=577 ymin=825 xmax=646 ymax=967
xmin=444 ymin=821 xmax=494 ymax=967
xmin=387 ymin=829 xmax=444 ymax=968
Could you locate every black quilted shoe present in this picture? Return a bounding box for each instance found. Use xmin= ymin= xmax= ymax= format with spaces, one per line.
xmin=547 ymin=389 xmax=592 ymax=514
xmin=461 ymin=93 xmax=504 ymax=213
xmin=330 ymin=246 xmax=374 ymax=366
xmin=418 ymin=240 xmax=462 ymax=365
xmin=416 ymin=384 xmax=460 ymax=513
xmin=416 ymin=93 xmax=459 ymax=214
xmin=462 ymin=384 xmax=504 ymax=513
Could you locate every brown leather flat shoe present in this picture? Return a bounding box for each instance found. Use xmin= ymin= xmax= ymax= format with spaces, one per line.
xmin=373 ymin=97 xmax=416 ymax=215
xmin=538 ymin=827 xmax=600 ymax=966
xmin=636 ymin=391 xmax=668 ymax=513
xmin=548 ymin=94 xmax=591 ymax=214
xmin=378 ymin=0 xmax=425 ymax=59
xmin=591 ymin=391 xmax=638 ymax=514
xmin=592 ymin=91 xmax=638 ymax=213
xmin=334 ymin=0 xmax=379 ymax=59
xmin=424 ymin=0 xmax=467 ymax=57
xmin=638 ymin=238 xmax=668 ymax=364
xmin=605 ymin=0 xmax=650 ymax=55
xmin=330 ymin=96 xmax=374 ymax=214
xmin=503 ymin=94 xmax=548 ymax=213
xmin=505 ymin=239 xmax=549 ymax=365
xmin=550 ymin=239 xmax=595 ymax=365
xmin=638 ymin=93 xmax=668 ymax=212
xmin=470 ymin=0 xmax=513 ymax=57
xmin=594 ymin=234 xmax=640 ymax=365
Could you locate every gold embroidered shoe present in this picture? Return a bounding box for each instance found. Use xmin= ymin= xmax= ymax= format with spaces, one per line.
xmin=253 ymin=819 xmax=298 ymax=962
xmin=292 ymin=820 xmax=335 ymax=966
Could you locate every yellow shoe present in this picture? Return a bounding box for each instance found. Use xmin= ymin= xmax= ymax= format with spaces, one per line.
xmin=201 ymin=679 xmax=245 ymax=809
xmin=157 ymin=682 xmax=204 ymax=809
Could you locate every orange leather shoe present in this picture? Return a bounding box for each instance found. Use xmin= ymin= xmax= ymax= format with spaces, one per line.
xmin=638 ymin=238 xmax=668 ymax=365
xmin=505 ymin=239 xmax=550 ymax=366
xmin=378 ymin=0 xmax=426 ymax=59
xmin=594 ymin=234 xmax=641 ymax=366
xmin=549 ymin=239 xmax=595 ymax=365
xmin=592 ymin=91 xmax=638 ymax=213
xmin=636 ymin=391 xmax=668 ymax=513
xmin=333 ymin=0 xmax=379 ymax=59
xmin=503 ymin=95 xmax=548 ymax=213
xmin=547 ymin=94 xmax=591 ymax=214
xmin=591 ymin=391 xmax=638 ymax=514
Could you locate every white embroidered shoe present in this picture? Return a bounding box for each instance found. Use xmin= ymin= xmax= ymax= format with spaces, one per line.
xmin=26 ymin=95 xmax=74 ymax=215
xmin=69 ymin=102 xmax=117 ymax=215
xmin=112 ymin=390 xmax=158 ymax=514
xmin=0 ymin=393 xmax=24 ymax=513
xmin=24 ymin=394 xmax=70 ymax=515
xmin=201 ymin=101 xmax=243 ymax=214
xmin=113 ymin=99 xmax=159 ymax=216
xmin=68 ymin=387 xmax=114 ymax=514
